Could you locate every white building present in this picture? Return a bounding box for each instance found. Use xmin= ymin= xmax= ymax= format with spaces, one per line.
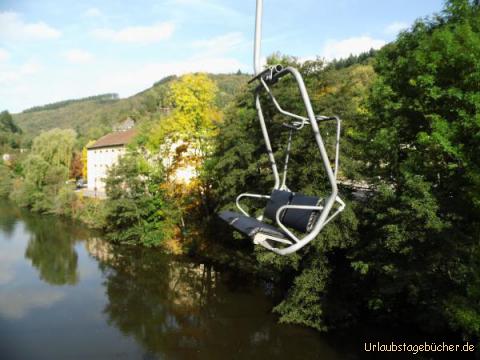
xmin=86 ymin=128 xmax=136 ymax=195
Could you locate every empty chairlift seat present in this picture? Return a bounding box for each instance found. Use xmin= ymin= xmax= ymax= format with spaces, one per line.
xmin=216 ymin=1 xmax=346 ymax=255
xmin=219 ymin=190 xmax=322 ymax=242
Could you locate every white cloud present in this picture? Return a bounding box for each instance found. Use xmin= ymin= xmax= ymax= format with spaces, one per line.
xmin=0 ymin=53 xmax=247 ymax=113
xmin=84 ymin=7 xmax=102 ymax=17
xmin=0 ymin=60 xmax=41 ymax=83
xmin=192 ymin=32 xmax=245 ymax=55
xmin=385 ymin=21 xmax=409 ymax=35
xmin=0 ymin=289 xmax=65 ymax=319
xmin=322 ymin=36 xmax=386 ymax=60
xmin=19 ymin=61 xmax=40 ymax=75
xmin=91 ymin=21 xmax=175 ymax=44
xmin=167 ymin=0 xmax=244 ymax=19
xmin=0 ymin=11 xmax=61 ymax=42
xmin=62 ymin=49 xmax=94 ymax=64
xmin=0 ymin=48 xmax=10 ymax=62
xmin=95 ymin=56 xmax=247 ymax=96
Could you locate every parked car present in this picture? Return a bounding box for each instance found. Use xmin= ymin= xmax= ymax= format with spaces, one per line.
xmin=76 ymin=179 xmax=87 ymax=189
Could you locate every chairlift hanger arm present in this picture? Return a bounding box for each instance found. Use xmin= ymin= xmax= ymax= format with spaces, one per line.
xmin=259 ymin=77 xmax=309 ymax=127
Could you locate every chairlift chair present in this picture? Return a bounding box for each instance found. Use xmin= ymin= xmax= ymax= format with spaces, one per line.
xmin=218 ymin=0 xmax=345 ymax=255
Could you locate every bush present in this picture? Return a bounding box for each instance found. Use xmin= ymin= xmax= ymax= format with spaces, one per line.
xmin=104 ymin=154 xmax=180 ymax=248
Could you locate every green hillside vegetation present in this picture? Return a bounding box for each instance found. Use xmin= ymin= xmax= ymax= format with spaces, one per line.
xmin=0 ymin=111 xmax=23 ymax=152
xmin=22 ymin=93 xmax=119 ymax=113
xmin=13 ymin=73 xmax=250 ymax=144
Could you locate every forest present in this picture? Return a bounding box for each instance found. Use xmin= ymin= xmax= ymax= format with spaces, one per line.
xmin=0 ymin=0 xmax=479 ymax=342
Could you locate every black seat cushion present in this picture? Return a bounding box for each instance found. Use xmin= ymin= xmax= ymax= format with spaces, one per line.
xmin=283 ymin=193 xmax=321 ymax=232
xmin=219 ymin=211 xmax=286 ymax=239
xmin=263 ymin=190 xmax=292 ymax=222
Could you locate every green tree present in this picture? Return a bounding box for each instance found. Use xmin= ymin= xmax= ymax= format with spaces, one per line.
xmin=353 ymin=0 xmax=480 ymax=336
xmin=0 ymin=110 xmax=21 ymax=133
xmin=12 ymin=129 xmax=77 ymax=212
xmin=31 ymin=128 xmax=76 ymax=169
xmin=104 ymin=154 xmax=179 ymax=248
xmin=0 ymin=110 xmax=22 ymax=151
xmin=145 ymin=74 xmax=223 ymax=248
xmin=0 ymin=162 xmax=12 ymax=198
xmin=148 ymin=73 xmax=221 ymax=166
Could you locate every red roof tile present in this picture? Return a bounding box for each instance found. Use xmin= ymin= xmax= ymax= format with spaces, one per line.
xmin=88 ymin=128 xmax=136 ymax=149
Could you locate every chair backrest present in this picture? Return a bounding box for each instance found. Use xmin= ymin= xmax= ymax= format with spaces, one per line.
xmin=283 ymin=193 xmax=321 ymax=233
xmin=264 ymin=190 xmax=321 ymax=233
xmin=263 ymin=190 xmax=291 ymax=221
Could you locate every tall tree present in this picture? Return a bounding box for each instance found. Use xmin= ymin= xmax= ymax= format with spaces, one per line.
xmin=355 ymin=0 xmax=480 ymax=336
xmin=12 ymin=129 xmax=77 ymax=212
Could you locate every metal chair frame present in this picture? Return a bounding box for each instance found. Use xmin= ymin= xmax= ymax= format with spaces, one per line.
xmin=223 ymin=0 xmax=345 ymax=255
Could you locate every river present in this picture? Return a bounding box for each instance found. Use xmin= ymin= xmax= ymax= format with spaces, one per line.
xmin=0 ymin=202 xmax=365 ymax=359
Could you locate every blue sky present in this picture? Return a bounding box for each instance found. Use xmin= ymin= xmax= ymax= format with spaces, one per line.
xmin=0 ymin=0 xmax=444 ymax=113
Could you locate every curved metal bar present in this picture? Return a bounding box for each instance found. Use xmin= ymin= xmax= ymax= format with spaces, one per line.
xmin=254 ymin=196 xmax=345 ymax=255
xmin=280 ymin=129 xmax=293 ymax=190
xmin=274 ymin=204 xmax=325 ymax=243
xmin=315 ymin=115 xmax=342 ymax=179
xmin=253 ymin=233 xmax=293 ymax=246
xmin=259 ymin=77 xmax=309 ymax=126
xmin=321 ymin=196 xmax=345 ymax=227
xmin=286 ymin=67 xmax=338 ymax=191
xmin=235 ymin=193 xmax=270 ymax=217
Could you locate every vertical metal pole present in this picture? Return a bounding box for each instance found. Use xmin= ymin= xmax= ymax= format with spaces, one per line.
xmin=254 ymin=0 xmax=279 ymax=189
xmin=281 ymin=129 xmax=293 ymax=190
xmin=334 ymin=118 xmax=341 ymax=180
xmin=256 ymin=91 xmax=280 ymax=189
xmin=254 ymin=0 xmax=263 ymax=75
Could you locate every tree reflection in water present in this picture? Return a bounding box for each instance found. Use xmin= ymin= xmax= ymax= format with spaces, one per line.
xmin=0 ymin=203 xmax=345 ymax=359
xmin=0 ymin=201 xmax=20 ymax=236
xmin=88 ymin=243 xmax=334 ymax=359
xmin=23 ymin=214 xmax=81 ymax=286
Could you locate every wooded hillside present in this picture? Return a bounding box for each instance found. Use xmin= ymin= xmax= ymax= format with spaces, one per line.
xmin=13 ymin=73 xmax=250 ymax=142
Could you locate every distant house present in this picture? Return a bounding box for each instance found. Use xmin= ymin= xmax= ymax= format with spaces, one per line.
xmin=113 ymin=117 xmax=135 ymax=131
xmin=86 ymin=123 xmax=136 ymax=195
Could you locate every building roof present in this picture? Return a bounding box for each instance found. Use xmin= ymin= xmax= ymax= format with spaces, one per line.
xmin=87 ymin=128 xmax=136 ymax=150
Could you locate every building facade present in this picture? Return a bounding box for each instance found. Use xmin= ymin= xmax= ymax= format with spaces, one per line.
xmin=87 ymin=128 xmax=136 ymax=195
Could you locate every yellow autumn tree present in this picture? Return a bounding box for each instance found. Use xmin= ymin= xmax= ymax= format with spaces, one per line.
xmin=81 ymin=140 xmax=95 ymax=179
xmin=148 ymin=73 xmax=221 ymax=183
xmin=143 ymin=73 xmax=221 ymax=250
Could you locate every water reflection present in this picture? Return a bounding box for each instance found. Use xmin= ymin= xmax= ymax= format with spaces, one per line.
xmin=0 ymin=203 xmax=347 ymax=360
xmin=87 ymin=244 xmax=339 ymax=359
xmin=23 ymin=215 xmax=79 ymax=286
xmin=0 ymin=288 xmax=65 ymax=319
xmin=0 ymin=201 xmax=19 ymax=236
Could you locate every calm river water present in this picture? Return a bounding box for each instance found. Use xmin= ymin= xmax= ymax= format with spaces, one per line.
xmin=0 ymin=202 xmax=363 ymax=359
